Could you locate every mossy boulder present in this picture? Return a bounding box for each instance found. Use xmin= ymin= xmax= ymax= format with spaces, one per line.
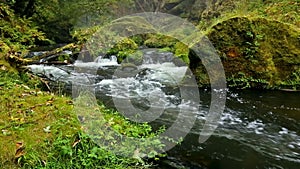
xmin=191 ymin=16 xmax=300 ymax=89
xmin=107 ymin=38 xmax=139 ymax=63
xmin=144 ymin=34 xmax=178 ymax=48
xmin=173 ymin=42 xmax=189 ymax=65
xmin=143 ymin=34 xmax=190 ymax=65
xmin=81 ymin=36 xmax=140 ymax=63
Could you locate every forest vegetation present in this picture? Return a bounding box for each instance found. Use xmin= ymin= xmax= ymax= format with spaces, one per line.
xmin=0 ymin=0 xmax=299 ymax=168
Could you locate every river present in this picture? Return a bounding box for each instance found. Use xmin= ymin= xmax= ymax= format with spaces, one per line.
xmin=157 ymin=89 xmax=300 ymax=169
xmin=27 ymin=49 xmax=300 ymax=169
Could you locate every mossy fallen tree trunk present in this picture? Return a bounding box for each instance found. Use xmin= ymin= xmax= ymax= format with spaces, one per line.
xmin=28 ymin=43 xmax=80 ymax=64
xmin=190 ymin=16 xmax=300 ymax=90
xmin=0 ymin=43 xmax=81 ymax=75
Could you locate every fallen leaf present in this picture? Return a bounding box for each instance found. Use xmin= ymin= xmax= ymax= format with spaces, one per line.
xmin=29 ymin=106 xmax=36 ymax=109
xmin=66 ymin=100 xmax=73 ymax=105
xmin=10 ymin=116 xmax=19 ymax=121
xmin=46 ymin=101 xmax=53 ymax=106
xmin=43 ymin=126 xmax=51 ymax=133
xmin=29 ymin=91 xmax=36 ymax=95
xmin=2 ymin=129 xmax=11 ymax=136
xmin=72 ymin=140 xmax=81 ymax=147
xmin=21 ymin=93 xmax=30 ymax=97
xmin=47 ymin=97 xmax=54 ymax=101
xmin=15 ymin=141 xmax=26 ymax=158
xmin=21 ymin=85 xmax=30 ymax=90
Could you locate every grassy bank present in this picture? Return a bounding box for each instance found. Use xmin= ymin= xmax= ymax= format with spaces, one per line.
xmin=0 ymin=71 xmax=162 ymax=169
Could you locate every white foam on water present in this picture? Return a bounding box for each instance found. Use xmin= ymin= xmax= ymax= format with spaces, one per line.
xmin=27 ymin=65 xmax=70 ymax=80
xmin=246 ymin=120 xmax=265 ymax=129
xmin=75 ymin=55 xmax=119 ymax=68
xmin=279 ymin=127 xmax=289 ymax=135
xmin=139 ymin=62 xmax=188 ymax=85
xmin=74 ymin=61 xmax=119 ymax=68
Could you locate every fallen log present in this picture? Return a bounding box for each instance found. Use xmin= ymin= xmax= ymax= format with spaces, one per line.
xmin=24 ymin=43 xmax=80 ymax=65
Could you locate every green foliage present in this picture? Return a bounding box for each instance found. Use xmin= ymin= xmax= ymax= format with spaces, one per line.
xmin=72 ymin=26 xmax=101 ymax=44
xmin=244 ymin=31 xmax=263 ymax=59
xmin=0 ymin=71 xmax=163 ymax=168
xmin=5 ymin=0 xmax=137 ymax=43
xmin=198 ymin=0 xmax=299 ymax=31
xmin=74 ymin=92 xmax=166 ymax=161
xmin=20 ymin=132 xmax=152 ymax=169
xmin=0 ymin=71 xmax=78 ymax=168
xmin=173 ymin=42 xmax=189 ymax=65
xmin=0 ymin=3 xmax=48 ymax=48
xmin=0 ymin=71 xmax=41 ymax=89
xmin=279 ymin=71 xmax=300 ymax=90
xmin=130 ymin=35 xmax=145 ymax=46
xmin=107 ymin=38 xmax=139 ymax=63
xmin=194 ymin=1 xmax=300 ymax=90
xmin=227 ymin=72 xmax=269 ymax=89
xmin=158 ymin=47 xmax=172 ymax=52
xmin=0 ymin=3 xmax=48 ymax=71
xmin=246 ymin=0 xmax=300 ymax=27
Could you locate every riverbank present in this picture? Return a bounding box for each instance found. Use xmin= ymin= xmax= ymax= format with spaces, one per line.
xmin=0 ymin=71 xmax=161 ymax=169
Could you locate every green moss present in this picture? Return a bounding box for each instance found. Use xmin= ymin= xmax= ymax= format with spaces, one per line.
xmin=158 ymin=47 xmax=172 ymax=52
xmin=174 ymin=42 xmax=189 ymax=65
xmin=72 ymin=26 xmax=101 ymax=44
xmin=247 ymin=0 xmax=300 ymax=27
xmin=123 ymin=50 xmax=144 ymax=65
xmin=192 ymin=0 xmax=300 ymax=89
xmin=130 ymin=35 xmax=145 ymax=46
xmin=193 ymin=0 xmax=300 ymax=89
xmin=143 ymin=34 xmax=191 ymax=65
xmin=107 ymin=38 xmax=139 ymax=63
xmin=144 ymin=34 xmax=178 ymax=48
xmin=195 ymin=16 xmax=300 ymax=89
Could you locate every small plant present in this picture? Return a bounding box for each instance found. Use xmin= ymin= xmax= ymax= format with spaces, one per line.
xmin=227 ymin=72 xmax=269 ymax=89
xmin=279 ymin=72 xmax=300 ymax=90
xmin=244 ymin=31 xmax=263 ymax=59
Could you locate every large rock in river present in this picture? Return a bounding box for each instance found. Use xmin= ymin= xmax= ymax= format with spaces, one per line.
xmin=190 ymin=16 xmax=300 ymax=89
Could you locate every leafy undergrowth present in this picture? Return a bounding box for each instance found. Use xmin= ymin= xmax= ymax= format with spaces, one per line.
xmin=0 ymin=71 xmax=163 ymax=169
xmin=0 ymin=3 xmax=49 ymax=72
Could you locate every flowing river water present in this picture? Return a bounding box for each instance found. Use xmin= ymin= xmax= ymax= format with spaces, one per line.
xmin=27 ymin=49 xmax=300 ymax=169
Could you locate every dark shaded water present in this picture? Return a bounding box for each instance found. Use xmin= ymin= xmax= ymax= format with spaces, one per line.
xmin=156 ymin=89 xmax=300 ymax=169
xmin=27 ymin=49 xmax=300 ymax=169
